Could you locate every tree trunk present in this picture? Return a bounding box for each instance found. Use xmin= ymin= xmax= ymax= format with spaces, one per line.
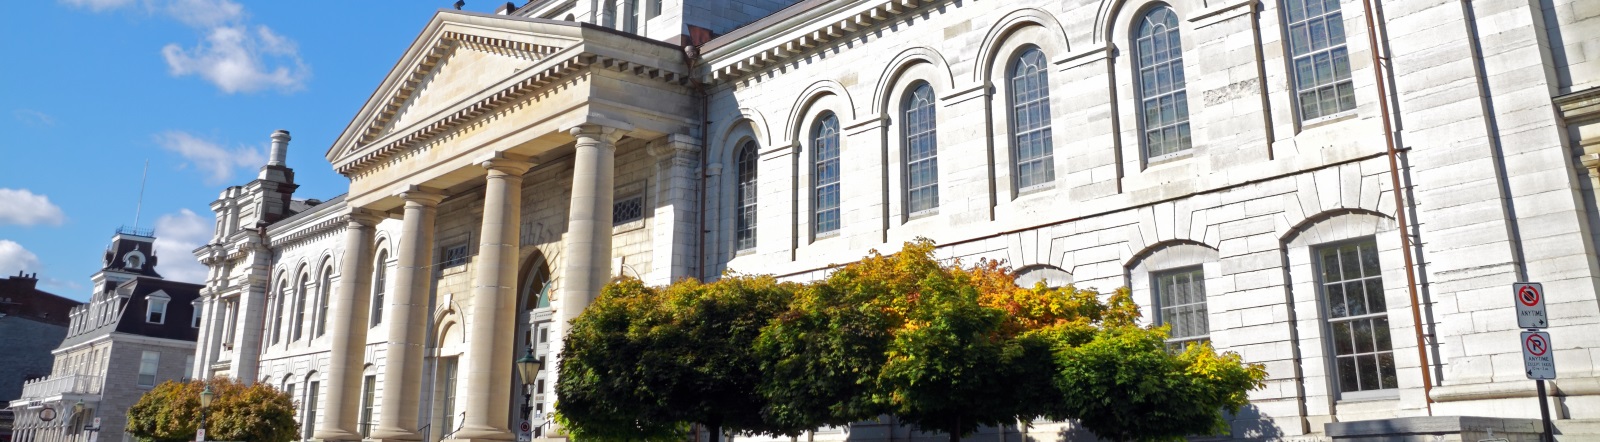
xmin=949 ymin=416 xmax=961 ymax=442
xmin=709 ymin=424 xmax=721 ymax=442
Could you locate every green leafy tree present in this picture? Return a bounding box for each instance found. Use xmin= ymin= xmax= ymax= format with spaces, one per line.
xmin=126 ymin=377 xmax=299 ymax=442
xmin=557 ymin=275 xmax=801 ymax=442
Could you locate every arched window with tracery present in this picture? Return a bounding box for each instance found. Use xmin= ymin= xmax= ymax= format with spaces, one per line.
xmin=316 ymin=265 xmax=333 ymax=337
xmin=812 ymin=114 xmax=841 ymax=236
xmin=293 ymin=271 xmax=309 ymax=341
xmin=1009 ymin=48 xmax=1054 ymax=190
xmin=1134 ymin=5 xmax=1193 ymax=160
xmin=903 ymin=83 xmax=939 ymax=214
xmin=735 ymin=141 xmax=759 ymax=251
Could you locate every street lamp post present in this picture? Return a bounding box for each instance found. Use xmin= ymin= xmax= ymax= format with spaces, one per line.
xmin=198 ymin=384 xmax=214 ymax=442
xmin=516 ymin=346 xmax=544 ymax=439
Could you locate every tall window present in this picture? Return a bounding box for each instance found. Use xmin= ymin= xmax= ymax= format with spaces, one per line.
xmin=735 ymin=141 xmax=759 ymax=251
xmin=1318 ymin=239 xmax=1397 ymax=395
xmin=1134 ymin=5 xmax=1193 ymax=160
xmin=305 ymin=380 xmax=320 ymax=440
xmin=191 ymin=301 xmax=202 ymax=328
xmin=272 ymin=283 xmax=286 ymax=344
xmin=371 ymin=252 xmax=388 ymax=328
xmin=293 ymin=273 xmax=309 ymax=341
xmin=146 ymin=296 xmax=168 ymax=324
xmin=1010 ymin=48 xmax=1055 ymax=190
xmin=317 ymin=266 xmax=333 ymax=337
xmin=903 ymin=83 xmax=940 ymax=214
xmin=813 ymin=114 xmax=841 ymax=236
xmin=441 ymin=357 xmax=459 ymax=434
xmin=1153 ymin=267 xmax=1209 ymax=350
xmin=359 ymin=374 xmax=377 ymax=438
xmin=1284 ymin=0 xmax=1355 ymax=120
xmin=138 ymin=351 xmax=159 ymax=387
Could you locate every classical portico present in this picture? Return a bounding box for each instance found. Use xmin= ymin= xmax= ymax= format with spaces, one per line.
xmin=310 ymin=10 xmax=695 ymax=442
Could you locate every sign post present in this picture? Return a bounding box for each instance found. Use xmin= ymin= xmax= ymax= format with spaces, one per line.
xmin=1514 ymin=282 xmax=1555 ymax=442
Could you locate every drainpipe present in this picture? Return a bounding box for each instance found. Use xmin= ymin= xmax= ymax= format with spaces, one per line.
xmin=685 ymin=43 xmax=711 ymax=281
xmin=1361 ymin=0 xmax=1433 ymax=415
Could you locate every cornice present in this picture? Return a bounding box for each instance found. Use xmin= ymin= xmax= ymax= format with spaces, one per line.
xmin=700 ymin=0 xmax=929 ymax=86
xmin=270 ymin=215 xmax=350 ymax=249
xmin=334 ymin=48 xmax=690 ymax=177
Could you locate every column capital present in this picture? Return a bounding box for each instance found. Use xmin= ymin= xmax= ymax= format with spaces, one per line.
xmin=398 ymin=185 xmax=446 ymax=207
xmin=566 ymin=122 xmax=632 ymax=144
xmin=346 ymin=208 xmax=385 ymax=227
xmin=478 ymin=152 xmax=534 ymax=176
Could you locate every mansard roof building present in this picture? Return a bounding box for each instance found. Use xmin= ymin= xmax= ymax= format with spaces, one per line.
xmin=189 ymin=0 xmax=1600 ymax=440
xmin=8 ymin=230 xmax=202 ymax=442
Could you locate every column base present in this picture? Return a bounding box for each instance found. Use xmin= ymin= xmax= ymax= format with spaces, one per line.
xmin=449 ymin=425 xmax=515 ymax=441
xmin=369 ymin=426 xmax=422 ymax=441
xmin=312 ymin=428 xmax=365 ymax=442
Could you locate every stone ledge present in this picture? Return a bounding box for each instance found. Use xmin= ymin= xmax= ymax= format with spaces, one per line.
xmin=1325 ymin=416 xmax=1542 ymax=437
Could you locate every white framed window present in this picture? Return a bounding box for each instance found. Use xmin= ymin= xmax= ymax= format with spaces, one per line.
xmin=1133 ymin=5 xmax=1193 ymax=160
xmin=305 ymin=379 xmax=321 ymax=440
xmin=902 ymin=83 xmax=939 ymax=215
xmin=359 ymin=374 xmax=377 ymax=438
xmin=1009 ymin=48 xmax=1055 ymax=190
xmin=191 ymin=301 xmax=202 ymax=328
xmin=1283 ymin=0 xmax=1355 ymax=121
xmin=735 ymin=141 xmax=759 ymax=251
xmin=317 ymin=266 xmax=333 ymax=337
xmin=272 ymin=282 xmax=287 ymax=344
xmin=138 ymin=351 xmax=159 ymax=387
xmin=293 ymin=272 xmax=310 ymax=341
xmin=1153 ymin=267 xmax=1209 ymax=350
xmin=812 ymin=113 xmax=841 ymax=236
xmin=146 ymin=293 xmax=170 ymax=324
xmin=1317 ymin=238 xmax=1397 ymax=398
xmin=371 ymin=251 xmax=388 ymax=328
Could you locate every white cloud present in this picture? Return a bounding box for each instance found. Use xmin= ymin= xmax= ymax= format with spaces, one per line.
xmin=162 ymin=25 xmax=310 ymax=94
xmin=61 ymin=0 xmax=309 ymax=94
xmin=0 ymin=240 xmax=42 ymax=275
xmin=57 ymin=0 xmax=135 ymax=12
xmin=155 ymin=131 xmax=265 ymax=185
xmin=153 ymin=209 xmax=212 ymax=283
xmin=0 ymin=189 xmax=68 ymax=227
xmin=13 ymin=109 xmax=57 ymax=127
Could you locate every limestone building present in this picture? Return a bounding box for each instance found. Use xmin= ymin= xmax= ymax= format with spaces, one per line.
xmin=189 ymin=0 xmax=1600 ymax=440
xmin=8 ymin=230 xmax=203 ymax=442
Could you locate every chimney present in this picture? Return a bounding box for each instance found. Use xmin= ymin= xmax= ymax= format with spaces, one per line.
xmin=268 ymin=129 xmax=292 ymax=166
xmin=497 ymin=2 xmax=518 ymax=14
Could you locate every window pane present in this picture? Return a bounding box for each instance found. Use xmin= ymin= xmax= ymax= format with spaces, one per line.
xmin=1134 ymin=6 xmax=1192 ymax=160
xmin=1331 ymin=320 xmax=1353 ymax=354
xmin=1337 ymin=356 xmax=1359 ymax=392
xmin=1377 ymin=352 xmax=1398 ymax=389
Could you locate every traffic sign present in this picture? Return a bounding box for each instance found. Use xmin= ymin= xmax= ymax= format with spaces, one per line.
xmin=1522 ymin=331 xmax=1556 ymax=380
xmin=1513 ymin=282 xmax=1547 ymax=329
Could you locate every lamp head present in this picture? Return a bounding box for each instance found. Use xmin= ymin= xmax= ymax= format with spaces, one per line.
xmin=200 ymin=384 xmax=214 ymax=408
xmin=516 ymin=346 xmax=543 ymax=385
xmin=72 ymin=400 xmax=84 ymax=414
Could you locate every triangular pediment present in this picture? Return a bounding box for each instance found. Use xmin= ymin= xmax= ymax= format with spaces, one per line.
xmin=329 ymin=10 xmax=584 ymax=163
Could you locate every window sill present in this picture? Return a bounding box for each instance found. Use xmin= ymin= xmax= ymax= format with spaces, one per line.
xmin=814 ymin=231 xmax=841 ymax=241
xmin=1016 ymin=182 xmax=1055 ymax=198
xmin=1336 ymin=389 xmax=1400 ymax=403
xmin=1298 ymin=110 xmax=1359 ymax=132
xmin=735 ymin=247 xmax=757 ymax=257
xmin=906 ymin=208 xmax=940 ymax=222
xmin=1145 ymin=149 xmax=1194 ymax=167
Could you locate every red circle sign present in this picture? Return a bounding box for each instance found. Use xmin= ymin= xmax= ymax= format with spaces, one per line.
xmin=1518 ymin=285 xmax=1541 ymax=307
xmin=521 ymin=421 xmax=532 ymax=432
xmin=1525 ymin=333 xmax=1549 ymax=357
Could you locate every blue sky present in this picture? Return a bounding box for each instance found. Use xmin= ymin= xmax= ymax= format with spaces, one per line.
xmin=0 ymin=0 xmax=510 ymax=300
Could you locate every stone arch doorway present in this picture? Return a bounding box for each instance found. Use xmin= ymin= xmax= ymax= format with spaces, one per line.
xmin=511 ymin=250 xmax=554 ymax=437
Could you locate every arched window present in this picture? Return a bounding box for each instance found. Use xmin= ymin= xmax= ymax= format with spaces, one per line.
xmin=371 ymin=251 xmax=388 ymax=328
xmin=812 ymin=114 xmax=841 ymax=236
xmin=903 ymin=83 xmax=939 ymax=214
xmin=602 ymin=0 xmax=617 ymax=28
xmin=1284 ymin=0 xmax=1354 ymax=120
xmin=1134 ymin=5 xmax=1193 ymax=160
xmin=292 ymin=272 xmax=309 ymax=341
xmin=1009 ymin=48 xmax=1055 ymax=190
xmin=735 ymin=141 xmax=759 ymax=251
xmin=316 ymin=265 xmax=333 ymax=337
xmin=272 ymin=279 xmax=287 ymax=344
xmin=623 ymin=0 xmax=639 ymax=33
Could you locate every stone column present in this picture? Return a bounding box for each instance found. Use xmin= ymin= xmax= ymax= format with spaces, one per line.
xmin=645 ymin=135 xmax=701 ymax=285
xmin=315 ymin=209 xmax=384 ymax=442
xmin=548 ymin=124 xmax=627 ymax=436
xmin=372 ymin=187 xmax=445 ymax=442
xmin=454 ymin=155 xmax=533 ymax=441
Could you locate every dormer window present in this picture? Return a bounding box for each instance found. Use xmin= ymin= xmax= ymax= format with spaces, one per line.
xmin=147 ymin=291 xmax=170 ymax=324
xmin=124 ymin=250 xmax=147 ymax=270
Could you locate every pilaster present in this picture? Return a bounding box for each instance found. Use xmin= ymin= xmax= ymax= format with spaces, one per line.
xmin=645 ymin=134 xmax=702 ymax=285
